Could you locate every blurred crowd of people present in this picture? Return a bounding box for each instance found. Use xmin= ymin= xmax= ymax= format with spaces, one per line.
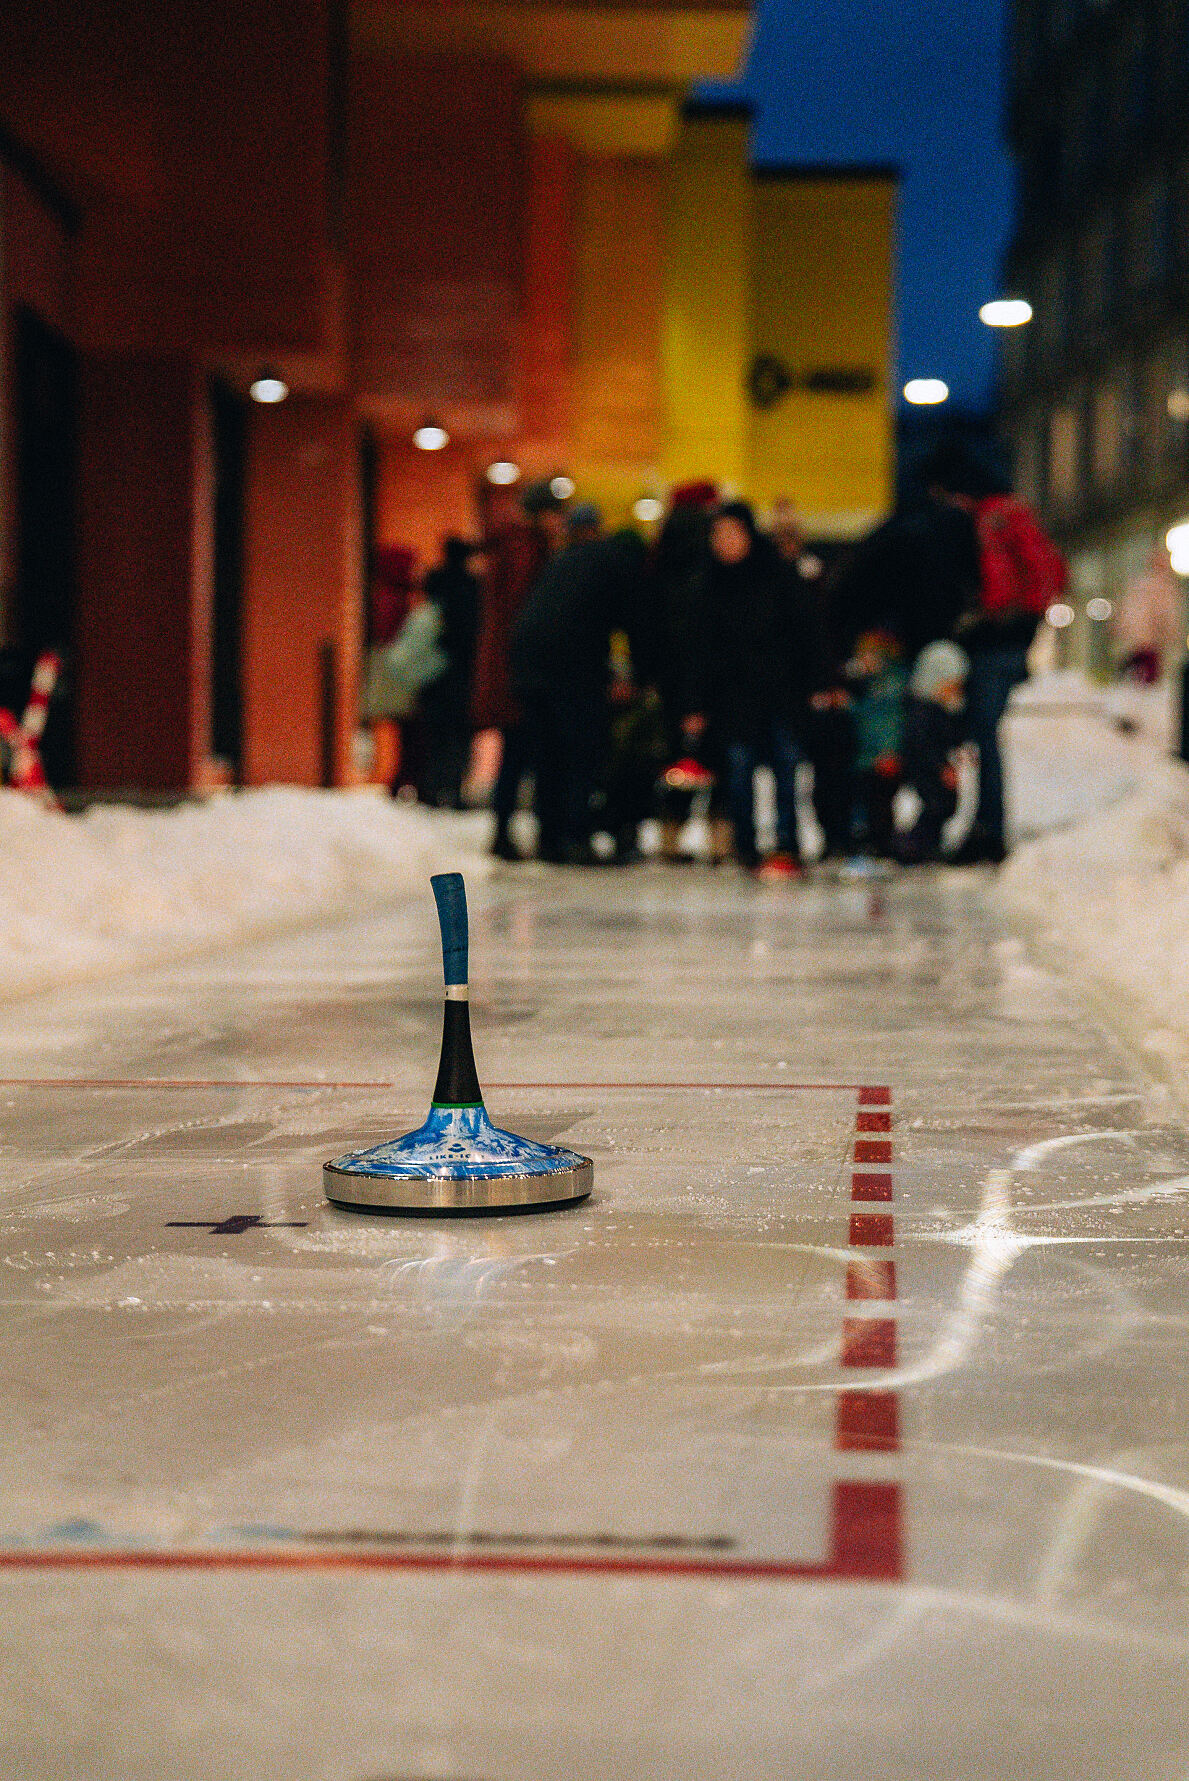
xmin=366 ymin=439 xmax=1067 ymax=875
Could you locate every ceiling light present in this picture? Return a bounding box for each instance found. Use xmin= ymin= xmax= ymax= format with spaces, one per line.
xmin=633 ymin=497 xmax=663 ymax=524
xmin=550 ymin=474 xmax=576 ymax=500
xmin=1168 ymin=390 xmax=1189 ymax=421
xmin=1046 ymin=602 xmax=1075 ymax=628
xmin=1086 ymin=597 xmax=1113 ymax=621
xmin=249 ymin=372 xmax=289 ymax=404
xmin=486 ymin=460 xmax=521 ymax=485
xmin=413 ymin=423 xmax=449 ymax=452
xmin=903 ymin=378 xmax=949 ymax=406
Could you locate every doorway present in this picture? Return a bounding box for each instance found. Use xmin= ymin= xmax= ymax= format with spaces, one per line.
xmin=8 ymin=303 xmax=78 ymax=786
xmin=210 ymin=378 xmax=246 ymax=781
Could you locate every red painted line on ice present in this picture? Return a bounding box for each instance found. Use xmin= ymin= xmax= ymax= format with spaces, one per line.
xmin=847 ymin=1258 xmax=896 ymax=1300
xmin=836 ymin=1390 xmax=900 ymax=1453
xmin=0 ymin=1079 xmax=874 ymax=1093
xmin=0 ymin=1484 xmax=902 ymax=1584
xmin=849 ymin=1211 xmax=894 ymax=1246
xmin=834 ymin=1091 xmax=903 ymax=1545
xmin=841 ymin=1317 xmax=897 ymax=1368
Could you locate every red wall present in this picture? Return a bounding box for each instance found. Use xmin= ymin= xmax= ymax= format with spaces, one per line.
xmin=347 ymin=54 xmax=526 ymax=421
xmin=241 ymin=396 xmax=361 ymax=787
xmin=516 ymin=134 xmax=577 ymax=461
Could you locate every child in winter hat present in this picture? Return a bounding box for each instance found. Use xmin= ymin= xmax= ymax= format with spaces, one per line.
xmin=897 ymin=640 xmax=971 ymax=863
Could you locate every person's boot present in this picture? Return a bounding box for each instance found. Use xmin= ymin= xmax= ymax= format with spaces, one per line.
xmin=659 ymin=816 xmax=683 ymax=861
xmin=709 ymin=816 xmax=735 ymax=865
xmin=490 ymin=822 xmax=521 ymax=862
xmin=951 ymin=824 xmax=1006 ymax=866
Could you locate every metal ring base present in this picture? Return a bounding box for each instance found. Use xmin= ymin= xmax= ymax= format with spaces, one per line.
xmin=323 ymin=1156 xmax=593 ymax=1216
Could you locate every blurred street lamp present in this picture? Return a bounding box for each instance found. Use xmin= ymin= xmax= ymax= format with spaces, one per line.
xmin=979 ymin=298 xmax=1033 ymax=328
xmin=903 ymin=378 xmax=949 ymax=405
xmin=550 ymin=474 xmax=576 ymax=500
xmin=249 ymin=370 xmax=289 ymax=404
xmin=1166 ymin=520 xmax=1189 ymax=572
xmin=633 ymin=496 xmax=664 ymax=524
xmin=486 ymin=460 xmax=521 ymax=485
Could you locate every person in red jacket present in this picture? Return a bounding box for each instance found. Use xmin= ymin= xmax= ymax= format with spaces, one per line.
xmin=923 ymin=442 xmax=1066 ymax=864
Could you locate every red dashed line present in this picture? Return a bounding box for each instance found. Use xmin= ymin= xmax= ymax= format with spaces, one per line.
xmin=833 ymin=1090 xmax=903 ymax=1576
xmin=849 ymin=1211 xmax=894 ymax=1246
xmin=836 ymin=1389 xmax=900 ymax=1452
xmin=841 ymin=1317 xmax=898 ymax=1368
xmin=847 ymin=1258 xmax=896 ymax=1300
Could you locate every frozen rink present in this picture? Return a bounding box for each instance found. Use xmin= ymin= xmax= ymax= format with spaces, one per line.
xmin=1 ymin=858 xmax=1188 ymax=1779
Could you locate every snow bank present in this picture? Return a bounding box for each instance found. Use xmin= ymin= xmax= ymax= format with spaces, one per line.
xmin=1002 ymin=670 xmax=1170 ymax=840
xmin=999 ymin=686 xmax=1189 ymax=1087
xmin=0 ymin=788 xmax=488 ymax=1002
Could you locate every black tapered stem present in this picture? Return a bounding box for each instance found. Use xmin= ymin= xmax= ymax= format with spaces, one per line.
xmin=432 ymin=999 xmax=483 ymax=1106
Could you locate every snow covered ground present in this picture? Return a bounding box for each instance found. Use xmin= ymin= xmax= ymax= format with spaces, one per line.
xmin=999 ymin=670 xmax=1189 ymax=1093
xmin=0 ymin=787 xmax=488 ymax=1003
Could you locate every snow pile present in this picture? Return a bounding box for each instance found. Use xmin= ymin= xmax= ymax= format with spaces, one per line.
xmin=0 ymin=788 xmax=488 ymax=1002
xmin=1002 ymin=670 xmax=1162 ymax=840
xmin=999 ymin=687 xmax=1189 ymax=1083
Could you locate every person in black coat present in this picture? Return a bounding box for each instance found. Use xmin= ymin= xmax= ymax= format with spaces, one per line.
xmin=681 ymin=501 xmax=815 ymax=875
xmin=830 ymin=496 xmax=977 ymax=665
xmin=417 ymin=537 xmax=482 ymax=808
xmin=510 ymin=528 xmax=647 ymax=863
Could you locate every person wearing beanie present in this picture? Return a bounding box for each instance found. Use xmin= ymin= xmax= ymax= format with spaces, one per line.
xmin=567 ymin=501 xmax=603 ymax=544
xmin=897 ymin=639 xmax=970 ymax=864
xmin=680 ymin=500 xmax=815 ymax=878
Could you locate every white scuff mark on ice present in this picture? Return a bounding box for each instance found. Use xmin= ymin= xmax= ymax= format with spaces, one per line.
xmin=0 ymin=787 xmax=488 ymax=1003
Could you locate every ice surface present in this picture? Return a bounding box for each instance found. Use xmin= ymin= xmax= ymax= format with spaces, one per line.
xmin=1 ymin=844 xmax=1189 ymax=1778
xmin=0 ymin=787 xmax=487 ymax=1002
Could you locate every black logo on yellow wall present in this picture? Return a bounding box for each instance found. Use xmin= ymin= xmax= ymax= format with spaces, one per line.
xmin=748 ymin=353 xmax=878 ymax=410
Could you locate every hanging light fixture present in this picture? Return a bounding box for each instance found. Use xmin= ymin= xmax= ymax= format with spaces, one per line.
xmin=249 ymin=370 xmax=289 ymax=404
xmin=413 ymin=421 xmax=450 ymax=452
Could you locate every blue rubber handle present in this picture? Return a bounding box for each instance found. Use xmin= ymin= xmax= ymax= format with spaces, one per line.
xmin=430 ymin=873 xmax=469 ymax=987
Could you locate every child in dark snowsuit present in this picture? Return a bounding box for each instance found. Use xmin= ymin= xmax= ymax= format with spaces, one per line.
xmin=846 ymin=630 xmax=908 ymax=856
xmin=897 ymin=639 xmax=970 ymax=863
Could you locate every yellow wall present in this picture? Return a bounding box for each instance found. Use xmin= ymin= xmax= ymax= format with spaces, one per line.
xmin=568 ymin=153 xmax=665 ymax=525
xmin=660 ymin=112 xmax=752 ymax=494
xmin=517 ymin=104 xmax=896 ymax=538
xmin=748 ymin=174 xmax=895 ymax=534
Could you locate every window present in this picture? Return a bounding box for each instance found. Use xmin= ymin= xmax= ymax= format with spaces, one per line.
xmin=1126 ymin=180 xmax=1171 ymax=295
xmin=1078 ymin=217 xmax=1112 ymax=328
xmin=1015 ymin=419 xmax=1044 ymax=508
xmin=1050 ymin=401 xmax=1082 ymax=505
xmin=1091 ymin=378 xmax=1123 ymax=490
